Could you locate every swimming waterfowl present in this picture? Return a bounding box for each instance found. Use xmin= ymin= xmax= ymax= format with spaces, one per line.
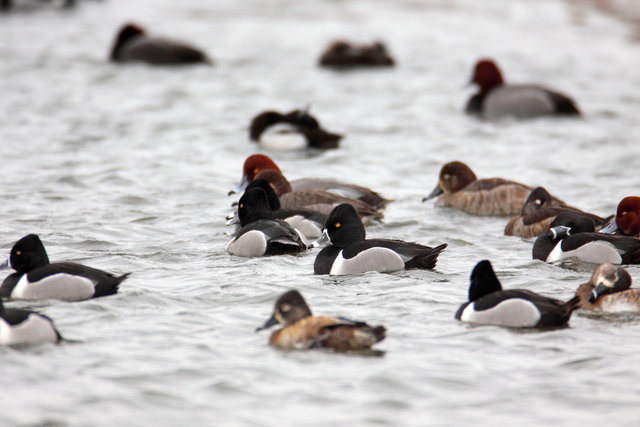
xmin=423 ymin=161 xmax=543 ymax=216
xmin=110 ymin=23 xmax=211 ymax=65
xmin=0 ymin=234 xmax=130 ymax=301
xmin=254 ymin=170 xmax=382 ymax=222
xmin=257 ymin=290 xmax=385 ymax=351
xmin=575 ymin=263 xmax=640 ymax=312
xmin=466 ymin=59 xmax=580 ymax=119
xmin=249 ymin=109 xmax=342 ymax=149
xmin=319 ymin=40 xmax=395 ymax=69
xmin=505 ymin=186 xmax=606 ymax=238
xmin=455 ymin=260 xmax=581 ymax=328
xmin=600 ymin=197 xmax=640 ymax=236
xmin=0 ymin=297 xmax=61 ymax=345
xmin=311 ymin=204 xmax=446 ymax=275
xmin=226 ymin=188 xmax=306 ymax=257
xmin=227 ymin=179 xmax=327 ymax=241
xmin=230 ymin=154 xmax=389 ymax=210
xmin=532 ymin=212 xmax=640 ymax=264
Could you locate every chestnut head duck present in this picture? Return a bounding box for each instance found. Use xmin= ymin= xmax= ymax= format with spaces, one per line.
xmin=319 ymin=40 xmax=395 ymax=69
xmin=0 ymin=234 xmax=129 ymax=301
xmin=466 ymin=59 xmax=580 ymax=119
xmin=249 ymin=109 xmax=342 ymax=150
xmin=257 ymin=290 xmax=385 ymax=351
xmin=455 ymin=260 xmax=580 ymax=328
xmin=575 ymin=263 xmax=640 ymax=312
xmin=600 ymin=197 xmax=640 ymax=236
xmin=226 ymin=188 xmax=306 ymax=257
xmin=505 ymin=186 xmax=606 ymax=238
xmin=423 ymin=161 xmax=535 ymax=216
xmin=532 ymin=212 xmax=640 ymax=265
xmin=0 ymin=297 xmax=61 ymax=345
xmin=310 ymin=204 xmax=446 ymax=275
xmin=110 ymin=23 xmax=211 ymax=65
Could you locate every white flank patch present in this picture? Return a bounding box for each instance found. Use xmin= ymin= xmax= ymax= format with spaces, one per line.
xmin=547 ymin=240 xmax=622 ymax=264
xmin=330 ymin=247 xmax=404 ymax=275
xmin=285 ymin=216 xmax=322 ymax=240
xmin=13 ymin=273 xmax=95 ymax=301
xmin=0 ymin=314 xmax=58 ymax=345
xmin=259 ymin=124 xmax=307 ymax=150
xmin=461 ymin=298 xmax=541 ymax=327
xmin=227 ymin=230 xmax=267 ymax=257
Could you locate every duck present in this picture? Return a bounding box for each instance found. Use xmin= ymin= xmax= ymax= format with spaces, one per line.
xmin=532 ymin=212 xmax=640 ymax=264
xmin=505 ymin=186 xmax=607 ymax=238
xmin=310 ymin=204 xmax=447 ymax=275
xmin=0 ymin=297 xmax=61 ymax=345
xmin=226 ymin=188 xmax=306 ymax=257
xmin=423 ymin=161 xmax=548 ymax=216
xmin=256 ymin=290 xmax=385 ymax=351
xmin=600 ymin=197 xmax=640 ymax=236
xmin=230 ymin=154 xmax=390 ymax=210
xmin=0 ymin=234 xmax=130 ymax=301
xmin=254 ymin=170 xmax=382 ymax=223
xmin=465 ymin=59 xmax=580 ymax=119
xmin=455 ymin=260 xmax=580 ymax=328
xmin=226 ymin=178 xmax=327 ymax=241
xmin=249 ymin=109 xmax=342 ymax=150
xmin=575 ymin=263 xmax=640 ymax=312
xmin=318 ymin=40 xmax=395 ymax=69
xmin=109 ymin=23 xmax=211 ymax=65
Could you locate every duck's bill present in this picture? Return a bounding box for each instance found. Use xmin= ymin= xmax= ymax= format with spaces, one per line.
xmin=589 ymin=282 xmax=609 ymax=303
xmin=599 ymin=219 xmax=619 ymax=234
xmin=228 ymin=176 xmax=249 ymax=196
xmin=255 ymin=313 xmax=279 ymax=332
xmin=225 ymin=209 xmax=240 ymax=226
xmin=0 ymin=259 xmax=8 ymax=270
xmin=549 ymin=225 xmax=571 ymax=239
xmin=307 ymin=229 xmax=330 ymax=249
xmin=422 ymin=185 xmax=443 ymax=202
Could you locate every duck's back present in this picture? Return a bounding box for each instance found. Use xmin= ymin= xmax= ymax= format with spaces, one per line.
xmin=438 ymin=179 xmax=530 ymax=216
xmin=119 ymin=37 xmax=208 ymax=64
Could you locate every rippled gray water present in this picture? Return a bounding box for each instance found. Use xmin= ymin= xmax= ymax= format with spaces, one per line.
xmin=1 ymin=0 xmax=640 ymax=425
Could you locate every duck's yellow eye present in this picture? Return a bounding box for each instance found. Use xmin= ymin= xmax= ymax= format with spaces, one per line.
xmin=335 ymin=222 xmax=341 ymax=228
xmin=16 ymin=250 xmax=21 ymax=255
xmin=239 ymin=203 xmax=244 ymax=209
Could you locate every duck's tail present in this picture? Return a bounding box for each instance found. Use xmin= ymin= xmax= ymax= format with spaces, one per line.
xmin=406 ymin=243 xmax=448 ymax=270
xmin=94 ymin=272 xmax=131 ymax=298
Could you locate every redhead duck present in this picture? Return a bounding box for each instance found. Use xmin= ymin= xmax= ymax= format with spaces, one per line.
xmin=319 ymin=40 xmax=395 ymax=69
xmin=257 ymin=290 xmax=385 ymax=351
xmin=249 ymin=109 xmax=342 ymax=150
xmin=455 ymin=260 xmax=580 ymax=328
xmin=466 ymin=59 xmax=580 ymax=119
xmin=254 ymin=170 xmax=382 ymax=221
xmin=575 ymin=263 xmax=640 ymax=312
xmin=423 ymin=161 xmax=546 ymax=216
xmin=226 ymin=179 xmax=327 ymax=241
xmin=226 ymin=188 xmax=306 ymax=257
xmin=600 ymin=197 xmax=640 ymax=236
xmin=230 ymin=154 xmax=389 ymax=209
xmin=532 ymin=212 xmax=640 ymax=264
xmin=0 ymin=234 xmax=129 ymax=301
xmin=0 ymin=297 xmax=61 ymax=345
xmin=505 ymin=187 xmax=607 ymax=238
xmin=310 ymin=204 xmax=446 ymax=275
xmin=110 ymin=23 xmax=211 ymax=65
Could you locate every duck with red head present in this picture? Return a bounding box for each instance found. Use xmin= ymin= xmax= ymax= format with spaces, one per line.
xmin=423 ymin=161 xmax=557 ymax=216
xmin=229 ymin=154 xmax=389 ymax=210
xmin=466 ymin=59 xmax=580 ymax=119
xmin=110 ymin=23 xmax=211 ymax=65
xmin=601 ymin=197 xmax=640 ymax=237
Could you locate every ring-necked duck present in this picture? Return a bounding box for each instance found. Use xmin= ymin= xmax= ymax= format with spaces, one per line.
xmin=257 ymin=290 xmax=385 ymax=351
xmin=1 ymin=234 xmax=129 ymax=301
xmin=249 ymin=109 xmax=342 ymax=150
xmin=455 ymin=260 xmax=580 ymax=328
xmin=226 ymin=188 xmax=306 ymax=257
xmin=466 ymin=59 xmax=580 ymax=119
xmin=311 ymin=204 xmax=446 ymax=275
xmin=575 ymin=263 xmax=640 ymax=312
xmin=110 ymin=23 xmax=211 ymax=65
